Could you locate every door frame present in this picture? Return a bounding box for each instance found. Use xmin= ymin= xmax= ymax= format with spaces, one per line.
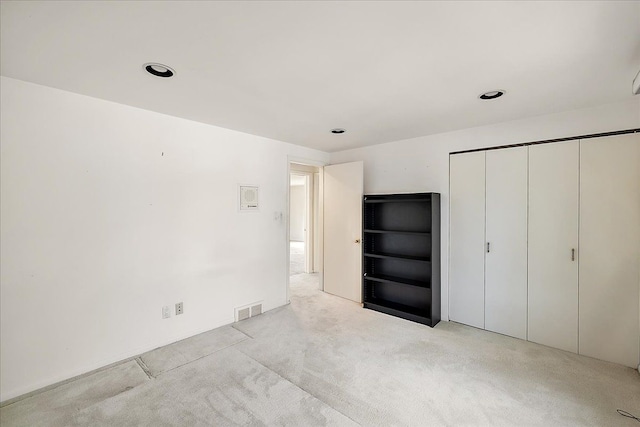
xmin=286 ymin=156 xmax=327 ymax=304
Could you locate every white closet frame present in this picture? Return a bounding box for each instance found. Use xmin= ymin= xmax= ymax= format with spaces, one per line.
xmin=449 ymin=152 xmax=486 ymax=329
xmin=579 ymin=134 xmax=639 ymax=368
xmin=485 ymin=147 xmax=528 ymax=340
xmin=449 ymin=129 xmax=640 ymax=369
xmin=528 ymin=141 xmax=579 ymax=353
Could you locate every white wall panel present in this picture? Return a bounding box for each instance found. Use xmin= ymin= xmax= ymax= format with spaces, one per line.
xmin=579 ymin=133 xmax=639 ymax=368
xmin=449 ymin=152 xmax=485 ymax=329
xmin=485 ymin=147 xmax=528 ymax=340
xmin=528 ymin=141 xmax=579 ymax=352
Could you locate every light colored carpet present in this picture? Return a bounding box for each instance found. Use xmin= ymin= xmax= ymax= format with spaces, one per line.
xmin=2 ymin=274 xmax=639 ymax=426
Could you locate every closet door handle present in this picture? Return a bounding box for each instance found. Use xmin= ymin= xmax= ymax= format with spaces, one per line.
xmin=486 ymin=242 xmax=490 ymax=253
xmin=571 ymin=248 xmax=575 ymax=261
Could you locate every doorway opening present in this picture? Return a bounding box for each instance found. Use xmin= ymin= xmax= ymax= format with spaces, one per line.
xmin=289 ymin=162 xmax=322 ymax=296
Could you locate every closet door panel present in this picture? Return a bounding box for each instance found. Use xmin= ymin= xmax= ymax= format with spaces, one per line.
xmin=485 ymin=147 xmax=528 ymax=339
xmin=528 ymin=141 xmax=579 ymax=353
xmin=449 ymin=152 xmax=485 ymax=329
xmin=579 ymin=133 xmax=640 ymax=368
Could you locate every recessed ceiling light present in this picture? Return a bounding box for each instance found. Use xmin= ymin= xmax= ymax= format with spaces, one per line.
xmin=479 ymin=90 xmax=505 ymax=100
xmin=331 ymin=128 xmax=346 ymax=134
xmin=143 ymin=63 xmax=175 ymax=78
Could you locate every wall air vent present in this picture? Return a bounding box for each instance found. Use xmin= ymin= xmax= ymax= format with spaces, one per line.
xmin=235 ymin=307 xmax=250 ymax=322
xmin=234 ymin=302 xmax=263 ymax=322
xmin=250 ymin=304 xmax=262 ymax=316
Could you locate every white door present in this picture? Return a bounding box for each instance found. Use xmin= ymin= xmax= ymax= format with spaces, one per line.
xmin=528 ymin=141 xmax=579 ymax=352
xmin=449 ymin=151 xmax=486 ymax=329
xmin=324 ymin=161 xmax=363 ymax=302
xmin=579 ymin=133 xmax=640 ymax=368
xmin=485 ymin=147 xmax=528 ymax=340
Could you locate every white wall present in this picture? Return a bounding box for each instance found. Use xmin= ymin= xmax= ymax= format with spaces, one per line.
xmin=331 ymin=97 xmax=640 ymax=323
xmin=0 ymin=76 xmax=330 ymax=401
xmin=289 ymin=184 xmax=306 ymax=242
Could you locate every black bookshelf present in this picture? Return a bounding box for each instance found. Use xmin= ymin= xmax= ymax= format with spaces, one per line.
xmin=362 ymin=193 xmax=440 ymax=327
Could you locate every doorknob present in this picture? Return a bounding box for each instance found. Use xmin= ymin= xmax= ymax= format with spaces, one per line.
xmin=354 ymin=239 xmax=361 ymax=244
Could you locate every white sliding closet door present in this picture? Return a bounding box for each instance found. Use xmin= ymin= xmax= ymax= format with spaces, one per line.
xmin=449 ymin=151 xmax=485 ymax=329
xmin=485 ymin=147 xmax=528 ymax=339
xmin=579 ymin=133 xmax=640 ymax=368
xmin=528 ymin=141 xmax=579 ymax=352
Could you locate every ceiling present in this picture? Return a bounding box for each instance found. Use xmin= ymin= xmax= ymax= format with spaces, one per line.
xmin=2 ymin=1 xmax=639 ymax=152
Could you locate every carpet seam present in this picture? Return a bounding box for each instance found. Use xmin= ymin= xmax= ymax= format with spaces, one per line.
xmin=152 ymin=337 xmax=250 ymax=376
xmin=134 ymin=357 xmax=154 ymax=380
xmin=231 ymin=324 xmax=255 ymax=339
xmin=238 ymin=350 xmax=363 ymax=427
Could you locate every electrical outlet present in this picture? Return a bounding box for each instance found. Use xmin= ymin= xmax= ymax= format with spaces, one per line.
xmin=162 ymin=306 xmax=171 ymax=319
xmin=176 ymin=302 xmax=183 ymax=315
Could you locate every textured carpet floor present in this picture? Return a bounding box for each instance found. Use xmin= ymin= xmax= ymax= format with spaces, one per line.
xmin=1 ymin=274 xmax=639 ymax=426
